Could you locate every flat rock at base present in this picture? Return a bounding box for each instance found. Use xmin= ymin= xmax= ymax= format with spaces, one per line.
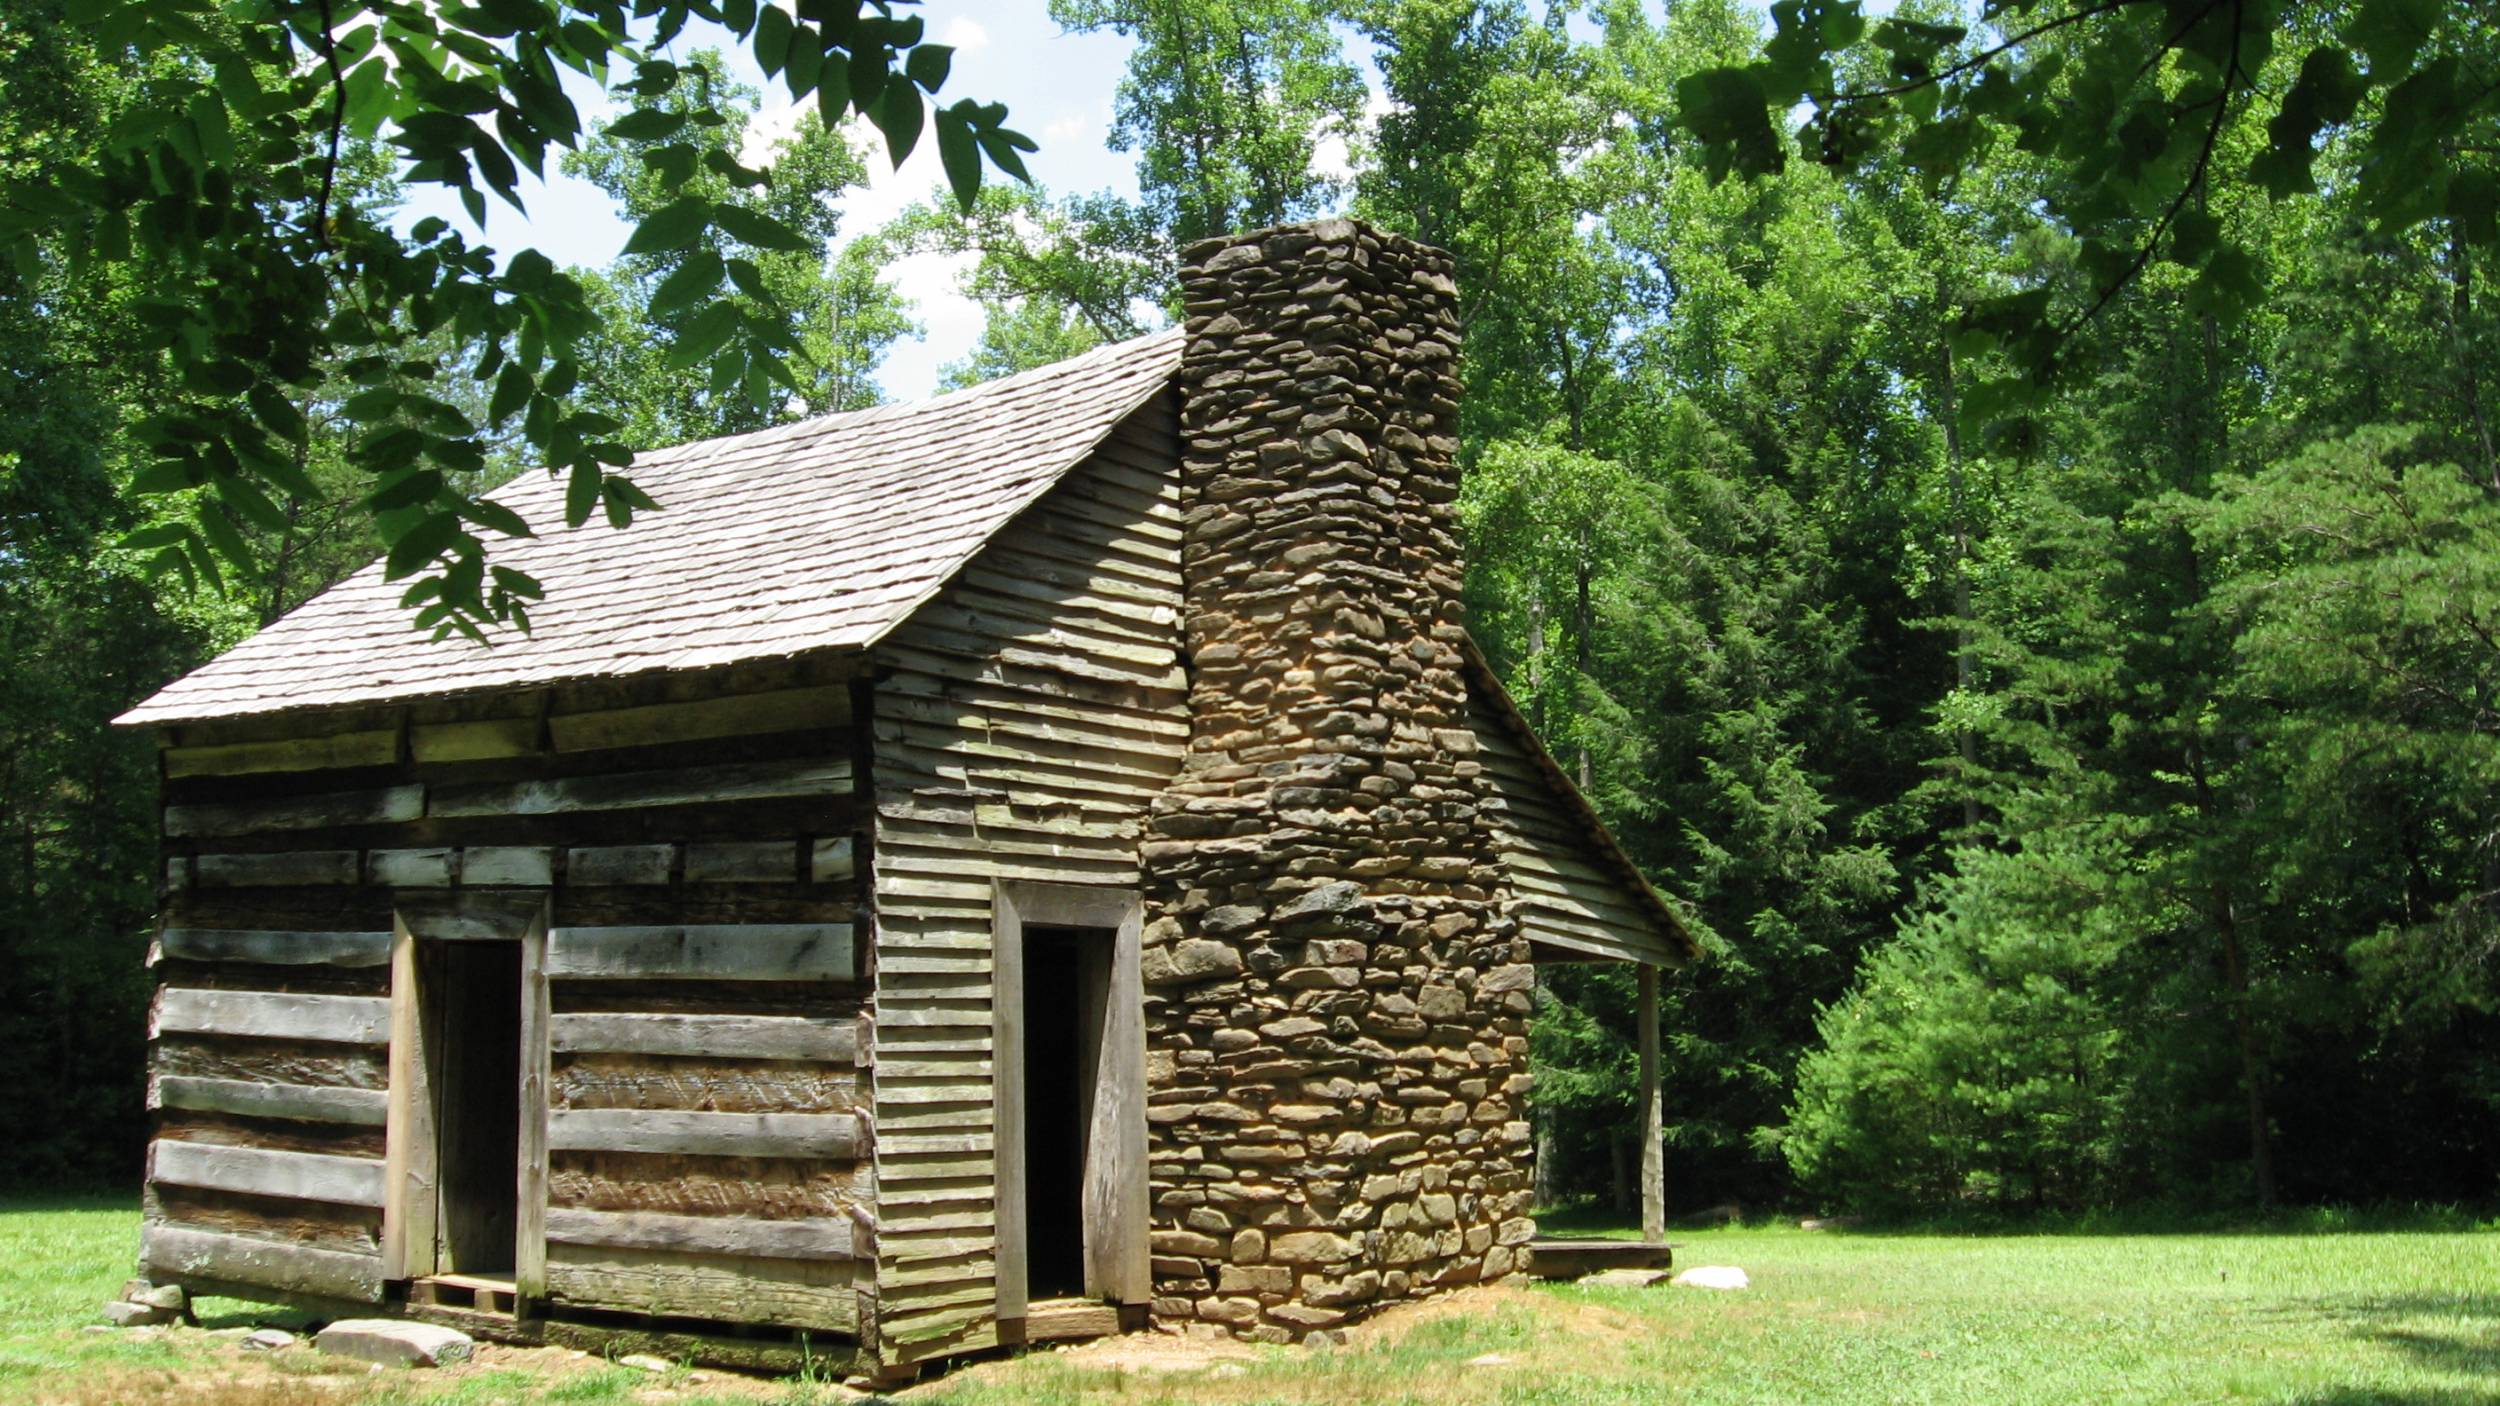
xmin=617 ymin=1354 xmax=674 ymax=1373
xmin=134 ymin=1284 xmax=188 ymax=1312
xmin=1583 ymin=1268 xmax=1674 ymax=1289
xmin=316 ymin=1319 xmax=475 ymax=1367
xmin=121 ymin=1279 xmax=188 ymax=1312
xmin=103 ymin=1300 xmax=179 ymax=1327
xmin=242 ymin=1328 xmax=298 ymax=1352
xmin=1671 ymin=1265 xmax=1750 ymax=1290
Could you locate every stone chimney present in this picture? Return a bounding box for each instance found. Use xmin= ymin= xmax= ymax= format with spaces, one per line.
xmin=1137 ymin=219 xmax=1535 ymax=1342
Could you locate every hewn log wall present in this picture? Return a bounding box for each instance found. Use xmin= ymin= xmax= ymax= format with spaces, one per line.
xmin=867 ymin=397 xmax=1189 ymax=1364
xmin=143 ymin=662 xmax=872 ymax=1332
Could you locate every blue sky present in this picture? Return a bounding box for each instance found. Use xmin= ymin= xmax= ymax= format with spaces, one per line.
xmin=400 ymin=6 xmax=1155 ymax=401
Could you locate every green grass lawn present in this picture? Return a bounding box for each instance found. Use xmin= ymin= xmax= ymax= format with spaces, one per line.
xmin=4 ymin=1196 xmax=2493 ymax=1405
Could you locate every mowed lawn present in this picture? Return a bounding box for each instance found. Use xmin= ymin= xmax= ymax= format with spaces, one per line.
xmin=2 ymin=1195 xmax=2493 ymax=1406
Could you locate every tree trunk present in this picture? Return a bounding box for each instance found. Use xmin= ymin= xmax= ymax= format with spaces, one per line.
xmin=2213 ymin=886 xmax=2277 ymax=1208
xmin=2447 ymin=218 xmax=2497 ymax=489
xmin=1935 ymin=270 xmax=1979 ymax=831
xmin=1637 ymin=964 xmax=1664 ymax=1241
xmin=1574 ymin=536 xmax=1594 ymax=792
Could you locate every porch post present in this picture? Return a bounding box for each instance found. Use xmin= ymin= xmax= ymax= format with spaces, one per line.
xmin=1637 ymin=963 xmax=1664 ymax=1241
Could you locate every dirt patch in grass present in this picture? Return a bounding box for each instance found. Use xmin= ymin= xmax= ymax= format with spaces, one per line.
xmin=1369 ymin=1279 xmax=1654 ymax=1349
xmin=922 ymin=1282 xmax=1674 ymax=1406
xmin=10 ymin=1328 xmax=799 ymax=1406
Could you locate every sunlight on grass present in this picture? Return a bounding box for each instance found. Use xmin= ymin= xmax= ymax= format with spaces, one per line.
xmin=2 ymin=1197 xmax=2493 ymax=1405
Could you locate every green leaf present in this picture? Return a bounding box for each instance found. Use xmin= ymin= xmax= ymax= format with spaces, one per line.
xmin=384 ymin=512 xmax=462 ymax=581
xmin=192 ymin=499 xmax=254 ymax=573
xmin=905 ymin=42 xmax=952 ymax=93
xmin=217 ymin=476 xmax=287 ymax=532
xmin=650 ymin=249 xmax=727 ymax=317
xmin=724 ymin=256 xmax=770 ymax=300
xmin=458 ymin=496 xmax=534 ymax=538
xmin=755 ymin=3 xmax=793 ymax=76
xmin=640 ymin=142 xmax=700 ymax=184
xmin=935 ymin=104 xmax=978 ymax=210
xmin=343 ymin=386 xmax=403 ymax=420
xmin=621 ymin=196 xmax=712 ymax=255
xmin=2449 ymin=168 xmax=2499 ymax=245
xmin=565 ymin=461 xmax=602 ymax=527
xmin=2185 ymin=243 xmax=2264 ymax=319
xmin=117 ymin=522 xmax=194 ymax=552
xmin=2253 ymin=46 xmax=2366 ymax=198
xmin=975 ymin=122 xmax=1035 ymax=184
xmin=489 ymin=363 xmax=533 ymax=424
xmin=492 ymin=564 xmax=545 ymax=600
xmin=600 ymin=474 xmax=659 ymax=530
xmin=369 ymin=468 xmax=445 ymax=511
xmin=1674 ymin=66 xmax=1785 ymax=182
xmin=847 ymin=41 xmax=889 ymax=110
xmin=786 ymin=34 xmax=823 ymax=101
xmin=702 ymin=148 xmax=771 ymax=188
xmin=665 ymin=300 xmax=743 ymax=370
xmin=2346 ymin=0 xmax=2438 ymax=78
xmin=871 ymin=77 xmax=924 ymax=168
xmin=604 ymin=106 xmax=686 ymax=142
xmin=712 ymin=204 xmax=814 ymax=252
xmin=2169 ymin=207 xmax=2220 ymax=266
xmin=247 ymin=383 xmax=306 ymax=444
xmin=357 ymin=425 xmax=427 ymax=472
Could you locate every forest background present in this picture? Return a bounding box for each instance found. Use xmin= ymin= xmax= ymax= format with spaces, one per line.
xmin=3 ymin=0 xmax=2496 ymax=1220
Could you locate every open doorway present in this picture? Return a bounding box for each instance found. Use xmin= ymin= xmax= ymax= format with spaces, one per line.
xmin=1021 ymin=925 xmax=1106 ymax=1300
xmin=384 ymin=897 xmax=548 ymax=1304
xmin=991 ymin=883 xmax=1147 ymax=1326
xmin=423 ymin=939 xmax=522 ymax=1274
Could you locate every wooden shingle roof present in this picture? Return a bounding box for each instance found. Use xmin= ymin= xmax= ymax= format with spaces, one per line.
xmin=119 ymin=329 xmax=1185 ymax=727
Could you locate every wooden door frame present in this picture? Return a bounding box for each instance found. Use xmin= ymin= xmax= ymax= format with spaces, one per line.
xmin=380 ymin=893 xmax=551 ymax=1294
xmin=990 ymin=881 xmax=1147 ymax=1321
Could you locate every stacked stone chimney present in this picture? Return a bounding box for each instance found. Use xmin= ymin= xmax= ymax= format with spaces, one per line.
xmin=1137 ymin=218 xmax=1536 ymax=1342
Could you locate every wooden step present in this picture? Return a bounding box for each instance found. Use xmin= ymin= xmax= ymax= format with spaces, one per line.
xmin=1022 ymin=1297 xmax=1123 ymax=1342
xmin=1526 ymin=1238 xmax=1675 ymax=1281
xmin=410 ymin=1274 xmax=521 ymax=1316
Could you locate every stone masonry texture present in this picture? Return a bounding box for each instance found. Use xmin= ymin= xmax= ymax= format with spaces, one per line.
xmin=1137 ymin=217 xmax=1537 ymax=1343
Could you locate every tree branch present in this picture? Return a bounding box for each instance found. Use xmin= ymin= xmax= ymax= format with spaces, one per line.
xmin=310 ymin=0 xmax=348 ymax=250
xmin=2057 ymin=7 xmax=2246 ymax=339
xmin=1816 ymin=0 xmax=2144 ymax=108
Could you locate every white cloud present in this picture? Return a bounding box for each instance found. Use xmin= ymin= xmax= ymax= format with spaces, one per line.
xmin=875 ymin=249 xmax=985 ymax=401
xmin=1043 ymin=102 xmax=1108 ymax=147
xmin=738 ymin=95 xmax=808 ymax=170
xmin=1311 ymin=80 xmax=1392 ymax=190
xmin=940 ymin=17 xmax=991 ymax=51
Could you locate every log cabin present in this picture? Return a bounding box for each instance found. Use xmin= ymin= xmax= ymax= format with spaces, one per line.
xmin=114 ymin=218 xmax=1697 ymax=1376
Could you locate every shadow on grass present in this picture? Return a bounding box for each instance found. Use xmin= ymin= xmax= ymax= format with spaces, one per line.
xmin=1536 ymin=1200 xmax=2500 ymax=1240
xmin=2313 ymin=1293 xmax=2500 ymax=1380
xmin=2280 ymin=1380 xmax=2500 ymax=1390
xmin=0 ymin=1191 xmax=137 ymax=1217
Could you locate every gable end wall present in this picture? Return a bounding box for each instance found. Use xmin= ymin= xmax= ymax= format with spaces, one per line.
xmin=865 ymin=397 xmax=1189 ymax=1362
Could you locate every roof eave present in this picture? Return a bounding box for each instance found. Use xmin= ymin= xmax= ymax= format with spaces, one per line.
xmin=1461 ymin=634 xmax=1704 ymax=967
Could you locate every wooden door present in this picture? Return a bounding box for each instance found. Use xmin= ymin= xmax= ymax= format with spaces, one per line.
xmin=991 ymin=882 xmax=1148 ymax=1320
xmin=381 ymin=894 xmax=550 ymax=1291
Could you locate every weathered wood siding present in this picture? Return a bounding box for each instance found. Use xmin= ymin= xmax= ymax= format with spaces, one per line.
xmin=867 ymin=394 xmax=1187 ymax=1361
xmin=144 ymin=663 xmax=872 ymax=1331
xmin=1470 ymin=677 xmax=1683 ymax=966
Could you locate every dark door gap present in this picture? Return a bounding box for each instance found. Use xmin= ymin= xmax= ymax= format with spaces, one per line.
xmin=424 ymin=939 xmax=522 ymax=1276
